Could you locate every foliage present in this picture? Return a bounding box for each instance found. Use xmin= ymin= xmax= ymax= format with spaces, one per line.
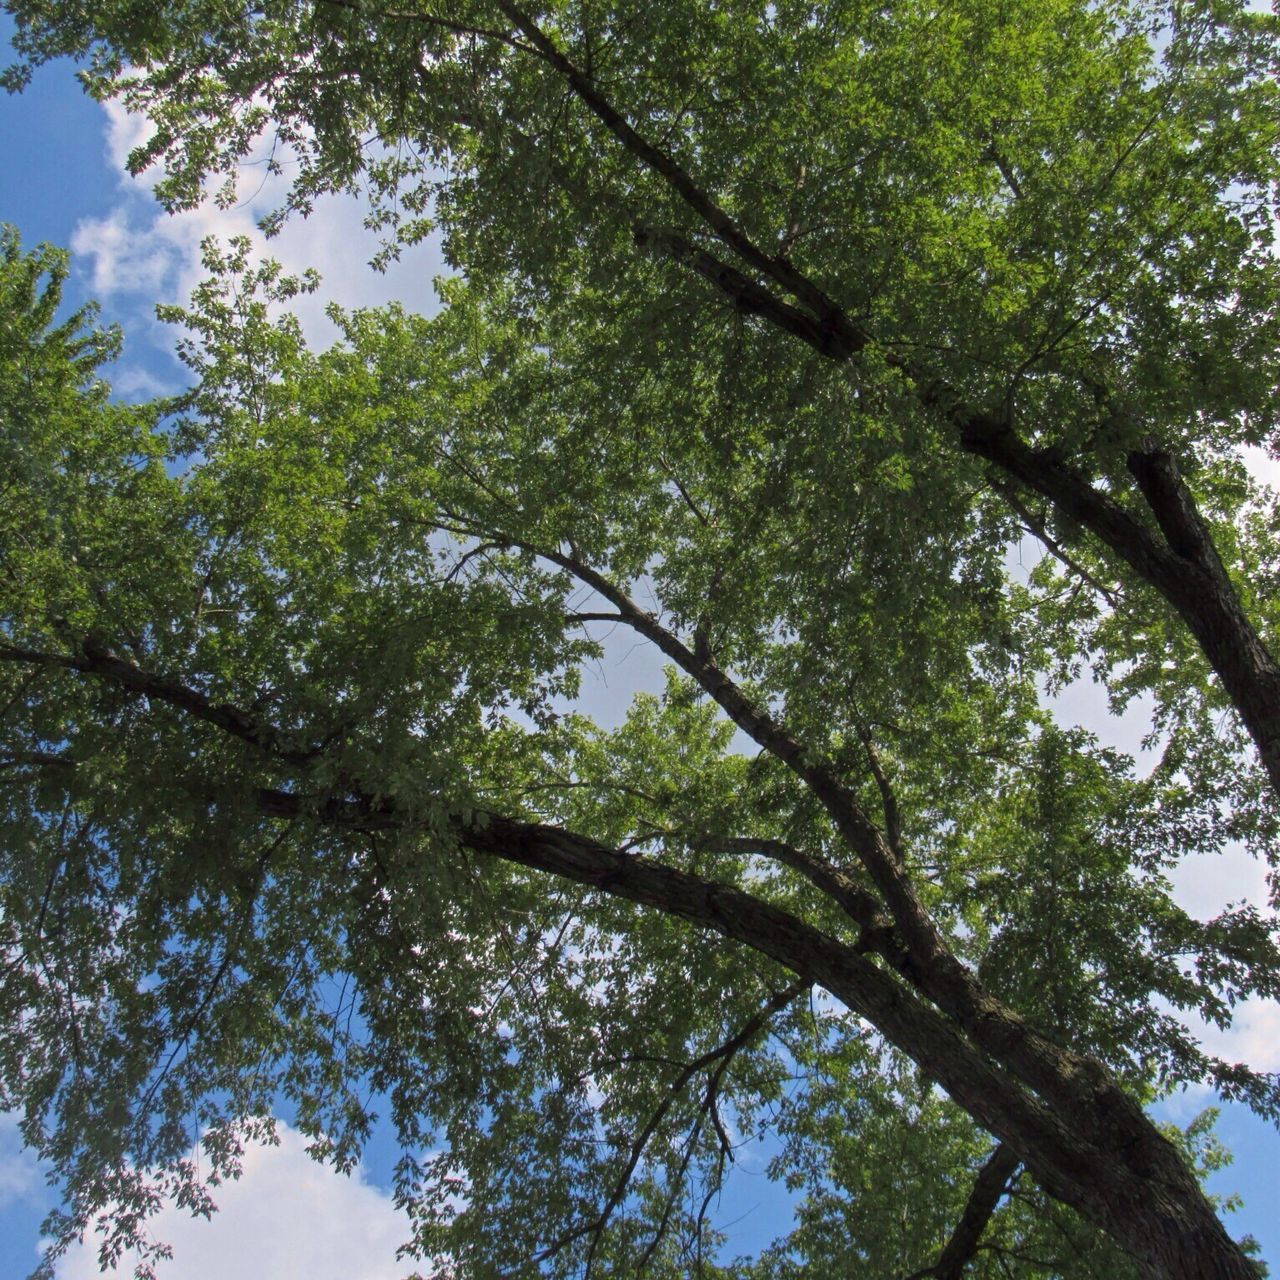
xmin=2 ymin=0 xmax=1280 ymax=1276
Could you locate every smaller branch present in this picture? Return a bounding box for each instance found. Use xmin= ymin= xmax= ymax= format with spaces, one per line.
xmin=904 ymin=1143 xmax=1021 ymax=1280
xmin=634 ymin=227 xmax=863 ymax=360
xmin=706 ymin=1087 xmax=732 ymax=1161
xmin=566 ymin=611 xmax=628 ymax=625
xmin=317 ymin=0 xmax=539 ymax=55
xmin=977 ymin=1242 xmax=1067 ymax=1270
xmin=659 ymin=454 xmax=714 ymax=529
xmin=691 ymin=1174 xmax=721 ymax=1276
xmin=539 ymin=979 xmax=808 ymax=1267
xmin=859 ymin=729 xmax=906 ymax=866
xmin=444 ymin=540 xmax=505 ymax=582
xmin=495 ymin=0 xmax=857 ymax=330
xmin=0 ymin=639 xmax=324 ymax=765
xmin=690 ymin=833 xmax=903 ymax=962
xmin=623 ymin=1106 xmax=706 ymax=1280
xmin=995 ymin=483 xmax=1120 ymax=609
xmin=980 ymin=143 xmax=1024 ymax=201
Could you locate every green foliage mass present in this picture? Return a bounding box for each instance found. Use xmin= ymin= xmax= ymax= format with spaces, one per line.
xmin=1 ymin=0 xmax=1280 ymax=1276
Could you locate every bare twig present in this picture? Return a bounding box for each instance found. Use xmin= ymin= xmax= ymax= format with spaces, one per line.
xmin=996 ymin=482 xmax=1120 ymax=609
xmin=539 ymin=978 xmax=808 ymax=1269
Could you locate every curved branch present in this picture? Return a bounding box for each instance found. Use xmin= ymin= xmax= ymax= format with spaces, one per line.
xmin=477 ymin=3 xmax=1280 ymax=799
xmin=2 ymin=637 xmax=1256 ymax=1277
xmin=0 ymin=615 xmax=1170 ymax=1174
xmin=0 ymin=641 xmax=1118 ymax=1191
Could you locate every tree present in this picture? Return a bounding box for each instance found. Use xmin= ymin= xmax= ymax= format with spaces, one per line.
xmin=1 ymin=0 xmax=1279 ymax=1275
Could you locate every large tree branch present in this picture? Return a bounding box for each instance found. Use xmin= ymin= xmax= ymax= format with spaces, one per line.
xmin=0 ymin=639 xmax=1131 ymax=1156
xmin=0 ymin=625 xmax=1168 ymax=1180
xmin=522 ymin=543 xmax=1150 ymax=1136
xmin=1 ymin=639 xmax=1255 ymax=1276
xmin=479 ymin=11 xmax=1280 ymax=799
xmin=258 ymin=787 xmax=1249 ymax=1276
xmin=492 ymin=0 xmax=864 ymax=348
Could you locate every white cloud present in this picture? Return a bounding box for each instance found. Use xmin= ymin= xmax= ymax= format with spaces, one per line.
xmin=56 ymin=1123 xmax=414 ymax=1280
xmin=72 ymin=99 xmax=444 ymax=358
xmin=1158 ymin=845 xmax=1279 ymax=1075
xmin=1048 ymin=677 xmax=1156 ymax=762
xmin=1242 ymin=444 xmax=1280 ymax=493
xmin=72 ymin=209 xmax=183 ymax=298
xmin=1045 ymin=652 xmax=1280 ymax=1077
xmin=1169 ymin=843 xmax=1273 ymax=923
xmin=102 ymin=99 xmax=159 ymax=181
xmin=0 ymin=1113 xmax=43 ymax=1205
xmin=110 ymin=363 xmax=183 ymax=401
xmin=1184 ymin=998 xmax=1280 ymax=1076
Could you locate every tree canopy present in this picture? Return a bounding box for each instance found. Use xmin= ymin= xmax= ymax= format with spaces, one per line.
xmin=2 ymin=1 xmax=1280 ymax=1276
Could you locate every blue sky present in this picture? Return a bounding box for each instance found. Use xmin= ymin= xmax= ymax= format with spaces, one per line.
xmin=0 ymin=24 xmax=1277 ymax=1278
